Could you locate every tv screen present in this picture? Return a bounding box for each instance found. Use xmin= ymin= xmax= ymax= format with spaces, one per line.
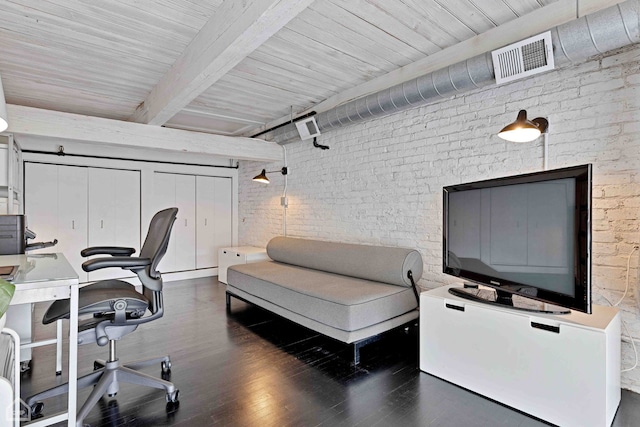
xmin=443 ymin=164 xmax=592 ymax=314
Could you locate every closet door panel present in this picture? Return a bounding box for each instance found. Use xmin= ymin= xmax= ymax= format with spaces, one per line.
xmin=57 ymin=166 xmax=89 ymax=283
xmin=88 ymin=168 xmax=141 ymax=281
xmin=24 ymin=163 xmax=59 ymax=247
xmin=25 ymin=163 xmax=89 ymax=282
xmin=196 ymin=176 xmax=215 ymax=269
xmin=113 ymin=170 xmax=141 ymax=254
xmin=88 ymin=168 xmax=116 ymax=247
xmin=174 ymin=174 xmax=196 ymax=271
xmin=153 ymin=172 xmax=177 ymax=273
xmin=211 ymin=177 xmax=232 ymax=267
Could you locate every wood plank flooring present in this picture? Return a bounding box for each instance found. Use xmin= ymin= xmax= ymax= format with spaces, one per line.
xmin=20 ymin=277 xmax=640 ymax=426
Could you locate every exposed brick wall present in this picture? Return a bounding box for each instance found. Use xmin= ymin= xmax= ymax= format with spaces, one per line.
xmin=238 ymin=44 xmax=640 ymax=392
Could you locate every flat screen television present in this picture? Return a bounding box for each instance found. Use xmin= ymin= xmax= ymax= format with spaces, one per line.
xmin=443 ymin=164 xmax=592 ymax=314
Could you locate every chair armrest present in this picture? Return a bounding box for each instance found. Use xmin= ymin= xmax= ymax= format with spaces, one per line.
xmin=81 ymin=246 xmax=136 ymax=257
xmin=82 ymin=256 xmax=151 ymax=272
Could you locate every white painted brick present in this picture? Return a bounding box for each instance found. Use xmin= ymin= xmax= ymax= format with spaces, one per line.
xmin=238 ymin=43 xmax=640 ymax=393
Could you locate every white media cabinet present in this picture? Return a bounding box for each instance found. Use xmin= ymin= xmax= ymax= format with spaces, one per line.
xmin=420 ymin=285 xmax=621 ymax=427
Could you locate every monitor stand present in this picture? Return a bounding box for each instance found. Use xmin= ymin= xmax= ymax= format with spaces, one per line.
xmin=448 ymin=287 xmax=570 ymax=315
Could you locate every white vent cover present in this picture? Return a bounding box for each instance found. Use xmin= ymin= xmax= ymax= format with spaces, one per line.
xmin=492 ymin=31 xmax=554 ymax=85
xmin=295 ymin=116 xmax=321 ymax=140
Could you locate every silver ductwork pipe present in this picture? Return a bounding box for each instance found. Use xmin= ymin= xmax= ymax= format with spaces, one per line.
xmin=267 ymin=0 xmax=639 ymax=144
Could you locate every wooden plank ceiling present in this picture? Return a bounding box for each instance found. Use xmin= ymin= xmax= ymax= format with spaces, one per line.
xmin=0 ymin=0 xmax=558 ymax=140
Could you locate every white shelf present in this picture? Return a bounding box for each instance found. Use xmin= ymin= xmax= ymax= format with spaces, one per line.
xmin=420 ymin=285 xmax=621 ymax=427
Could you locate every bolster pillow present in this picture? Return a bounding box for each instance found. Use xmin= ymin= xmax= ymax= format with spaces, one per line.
xmin=266 ymin=236 xmax=423 ymax=287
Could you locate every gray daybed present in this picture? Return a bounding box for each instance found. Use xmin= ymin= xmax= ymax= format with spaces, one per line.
xmin=226 ymin=236 xmax=423 ymax=364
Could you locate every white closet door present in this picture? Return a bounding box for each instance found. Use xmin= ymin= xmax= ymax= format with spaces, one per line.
xmin=24 ymin=163 xmax=59 ymax=247
xmin=196 ymin=176 xmax=215 ymax=268
xmin=25 ymin=163 xmax=89 ymax=282
xmin=196 ymin=176 xmax=232 ymax=269
xmin=153 ymin=172 xmax=177 ymax=273
xmin=153 ymin=172 xmax=196 ymax=272
xmin=87 ymin=168 xmax=141 ymax=282
xmin=57 ymin=166 xmax=89 ymax=283
xmin=174 ymin=174 xmax=196 ymax=271
xmin=212 ymin=177 xmax=233 ymax=264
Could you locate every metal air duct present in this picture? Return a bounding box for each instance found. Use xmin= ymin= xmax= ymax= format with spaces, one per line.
xmin=267 ymin=0 xmax=639 ymax=144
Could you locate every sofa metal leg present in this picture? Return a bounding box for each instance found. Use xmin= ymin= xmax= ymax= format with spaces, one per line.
xmin=225 ymin=292 xmax=231 ymax=311
xmin=351 ymin=336 xmax=381 ymax=366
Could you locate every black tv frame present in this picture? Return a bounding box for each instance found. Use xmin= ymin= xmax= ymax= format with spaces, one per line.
xmin=443 ymin=164 xmax=592 ymax=314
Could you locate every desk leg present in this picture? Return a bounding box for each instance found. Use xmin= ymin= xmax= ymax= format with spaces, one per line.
xmin=67 ymin=285 xmax=78 ymax=427
xmin=56 ymin=320 xmax=63 ymax=375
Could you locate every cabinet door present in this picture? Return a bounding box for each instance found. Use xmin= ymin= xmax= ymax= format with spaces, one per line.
xmin=196 ymin=176 xmax=232 ymax=269
xmin=152 ymin=173 xmax=196 ymax=273
xmin=58 ymin=166 xmax=89 ymax=282
xmin=24 ymin=163 xmax=59 ymax=247
xmin=25 ymin=163 xmax=89 ymax=282
xmin=174 ymin=174 xmax=196 ymax=271
xmin=153 ymin=172 xmax=177 ymax=273
xmin=87 ymin=168 xmax=141 ymax=281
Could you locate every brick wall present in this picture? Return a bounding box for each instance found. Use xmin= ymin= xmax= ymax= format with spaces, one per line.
xmin=238 ymin=44 xmax=640 ymax=392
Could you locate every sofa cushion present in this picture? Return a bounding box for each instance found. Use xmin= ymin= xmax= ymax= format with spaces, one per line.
xmin=227 ymin=261 xmax=418 ymax=332
xmin=266 ymin=236 xmax=423 ymax=287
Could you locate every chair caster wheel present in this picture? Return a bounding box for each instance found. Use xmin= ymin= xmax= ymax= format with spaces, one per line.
xmin=166 ymin=389 xmax=179 ymax=403
xmin=166 ymin=390 xmax=180 ymax=412
xmin=161 ymin=360 xmax=172 ymax=374
xmin=20 ymin=360 xmax=31 ymax=373
xmin=108 ymin=392 xmax=117 ymax=397
xmin=94 ymin=361 xmax=102 ymax=370
xmin=30 ymin=401 xmax=44 ymax=419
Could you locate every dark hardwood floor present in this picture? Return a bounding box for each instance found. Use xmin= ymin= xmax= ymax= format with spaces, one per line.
xmin=20 ymin=277 xmax=640 ymax=426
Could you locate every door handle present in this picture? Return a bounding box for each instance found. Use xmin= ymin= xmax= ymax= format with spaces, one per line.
xmin=72 ymin=220 xmax=75 ymax=230
xmin=100 ymin=219 xmax=104 ymax=229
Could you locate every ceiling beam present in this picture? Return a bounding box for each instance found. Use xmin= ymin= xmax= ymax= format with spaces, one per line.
xmin=7 ymin=105 xmax=282 ymax=161
xmin=132 ymin=0 xmax=315 ymax=126
xmin=252 ymin=0 xmax=627 ymax=136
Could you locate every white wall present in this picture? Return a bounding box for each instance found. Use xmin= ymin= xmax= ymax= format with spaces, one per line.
xmin=238 ymin=43 xmax=640 ymax=392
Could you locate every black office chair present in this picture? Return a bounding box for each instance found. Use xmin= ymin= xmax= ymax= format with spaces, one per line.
xmin=26 ymin=207 xmax=180 ymax=426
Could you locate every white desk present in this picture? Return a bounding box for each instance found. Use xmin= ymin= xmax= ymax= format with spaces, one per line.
xmin=5 ymin=253 xmax=78 ymax=427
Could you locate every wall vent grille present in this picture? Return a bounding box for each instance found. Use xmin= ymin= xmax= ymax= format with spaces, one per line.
xmin=492 ymin=31 xmax=555 ymax=85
